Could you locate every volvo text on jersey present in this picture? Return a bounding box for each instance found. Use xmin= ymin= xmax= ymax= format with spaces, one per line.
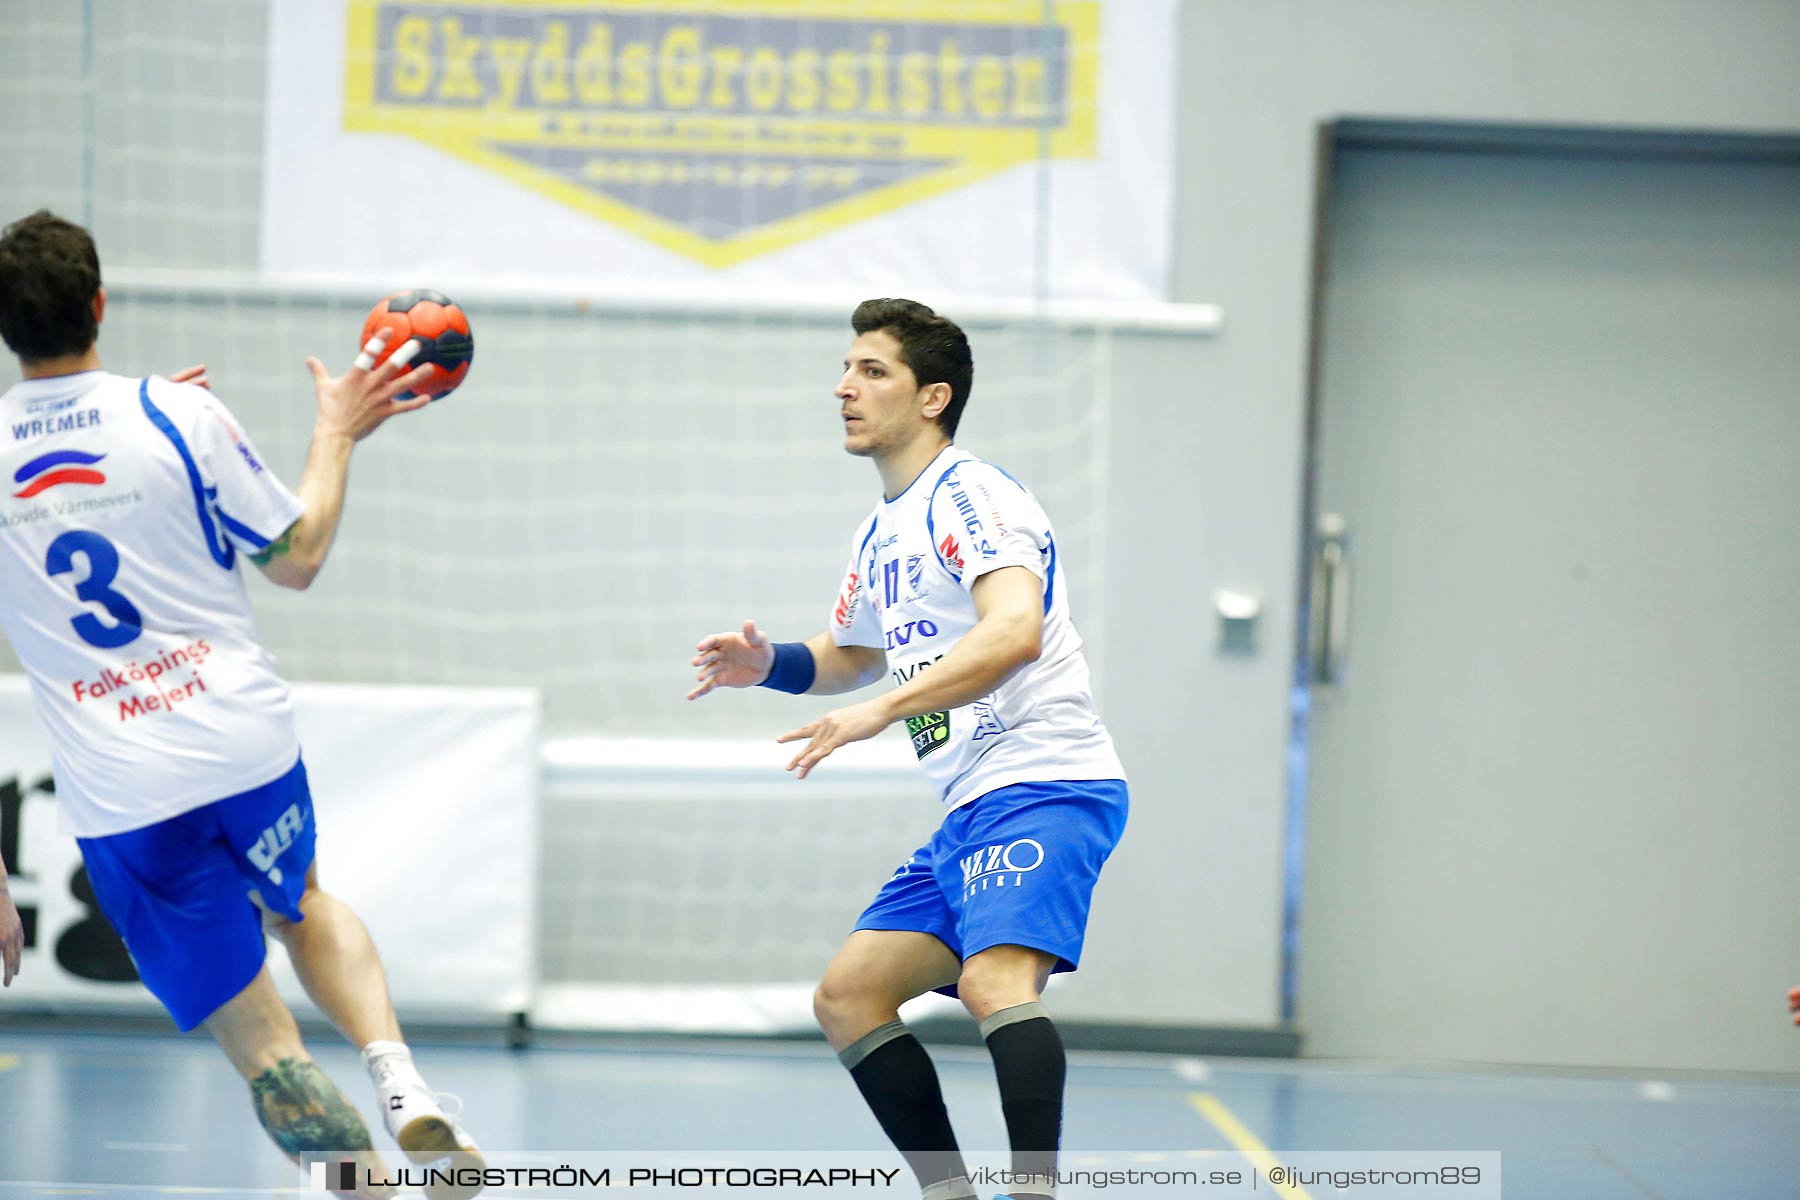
xmin=829 ymin=446 xmax=1124 ymax=810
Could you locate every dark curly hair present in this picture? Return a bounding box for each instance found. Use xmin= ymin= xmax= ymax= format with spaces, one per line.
xmin=851 ymin=298 xmax=973 ymax=438
xmin=0 ymin=210 xmax=102 ymax=362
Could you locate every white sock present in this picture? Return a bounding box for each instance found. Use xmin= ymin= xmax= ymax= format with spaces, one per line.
xmin=363 ymin=1043 xmax=425 ymax=1090
xmin=361 ymin=1040 xmax=426 ymax=1087
xmin=361 ymin=1040 xmax=435 ymax=1127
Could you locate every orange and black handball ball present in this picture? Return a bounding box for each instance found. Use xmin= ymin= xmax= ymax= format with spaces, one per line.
xmin=359 ymin=289 xmax=473 ymax=400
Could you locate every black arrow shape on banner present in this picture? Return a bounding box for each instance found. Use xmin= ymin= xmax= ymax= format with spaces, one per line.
xmin=56 ymin=864 xmax=139 ymax=983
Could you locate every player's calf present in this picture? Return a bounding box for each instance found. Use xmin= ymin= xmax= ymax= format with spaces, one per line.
xmin=812 ymin=934 xmax=974 ymax=1198
xmin=248 ymin=1055 xmax=395 ymax=1199
xmin=957 ymin=950 xmax=1065 ymax=1200
xmin=976 ymin=1002 xmax=1065 ymax=1200
xmin=204 ymin=965 xmax=392 ymax=1196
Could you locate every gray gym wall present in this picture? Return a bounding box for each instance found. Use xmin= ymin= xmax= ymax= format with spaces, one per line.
xmin=1117 ymin=0 xmax=1799 ymax=1067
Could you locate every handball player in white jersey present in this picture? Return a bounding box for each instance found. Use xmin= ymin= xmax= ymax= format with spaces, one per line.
xmin=0 ymin=211 xmax=481 ymax=1200
xmin=689 ymin=298 xmax=1128 ymax=1200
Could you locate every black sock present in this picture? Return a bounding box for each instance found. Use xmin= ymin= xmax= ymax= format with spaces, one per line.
xmin=841 ymin=1021 xmax=969 ymax=1193
xmin=982 ymin=1003 xmax=1065 ymax=1199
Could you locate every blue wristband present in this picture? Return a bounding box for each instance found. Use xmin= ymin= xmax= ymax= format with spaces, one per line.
xmin=759 ymin=641 xmax=816 ymax=695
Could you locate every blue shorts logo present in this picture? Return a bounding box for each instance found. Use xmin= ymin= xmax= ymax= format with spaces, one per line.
xmin=246 ymin=803 xmax=305 ymax=886
xmin=959 ymin=838 xmax=1044 ymax=896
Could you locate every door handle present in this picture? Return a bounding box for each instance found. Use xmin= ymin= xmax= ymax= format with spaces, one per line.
xmin=1310 ymin=513 xmax=1350 ymax=685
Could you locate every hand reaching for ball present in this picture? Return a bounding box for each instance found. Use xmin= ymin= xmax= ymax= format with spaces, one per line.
xmin=307 ymin=330 xmax=435 ymax=443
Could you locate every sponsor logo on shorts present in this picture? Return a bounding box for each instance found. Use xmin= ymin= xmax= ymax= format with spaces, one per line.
xmin=246 ymin=803 xmax=306 ymax=887
xmin=959 ymin=838 xmax=1044 ymax=895
xmin=906 ymin=710 xmax=950 ymax=760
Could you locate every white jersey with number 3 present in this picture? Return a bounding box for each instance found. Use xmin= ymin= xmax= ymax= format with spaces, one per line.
xmin=830 ymin=446 xmax=1124 ymax=810
xmin=0 ymin=371 xmax=306 ymax=837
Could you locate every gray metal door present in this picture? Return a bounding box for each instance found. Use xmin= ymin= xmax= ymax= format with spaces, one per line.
xmin=1300 ymin=133 xmax=1800 ymax=1071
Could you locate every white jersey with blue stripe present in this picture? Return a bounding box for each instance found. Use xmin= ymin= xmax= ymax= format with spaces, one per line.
xmin=830 ymin=445 xmax=1124 ymax=811
xmin=0 ymin=371 xmax=306 ymax=836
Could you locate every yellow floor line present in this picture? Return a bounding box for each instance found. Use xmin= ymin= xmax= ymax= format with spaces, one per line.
xmin=1189 ymin=1092 xmax=1313 ymax=1200
xmin=0 ymin=1053 xmax=20 ymax=1072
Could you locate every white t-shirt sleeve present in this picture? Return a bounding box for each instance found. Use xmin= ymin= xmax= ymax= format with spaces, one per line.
xmin=928 ymin=462 xmax=1052 ymax=594
xmin=828 ymin=512 xmax=884 ymax=649
xmin=183 ymin=387 xmax=305 ymax=553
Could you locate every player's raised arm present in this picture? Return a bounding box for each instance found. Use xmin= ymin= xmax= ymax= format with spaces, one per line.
xmin=253 ymin=334 xmax=433 ymax=590
xmin=687 ymin=620 xmax=886 ymax=701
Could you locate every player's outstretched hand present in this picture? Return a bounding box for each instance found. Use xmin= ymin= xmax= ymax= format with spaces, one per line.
xmin=306 ymin=331 xmax=434 ymax=443
xmin=688 ymin=619 xmax=776 ymax=701
xmin=0 ymin=886 xmax=23 ymax=986
xmin=1789 ymin=985 xmax=1800 ymax=1027
xmin=166 ymin=364 xmax=211 ymax=390
xmin=777 ymin=696 xmax=893 ymax=780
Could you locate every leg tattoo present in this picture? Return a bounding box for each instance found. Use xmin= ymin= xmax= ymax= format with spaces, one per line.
xmin=250 ymin=1057 xmax=376 ymax=1159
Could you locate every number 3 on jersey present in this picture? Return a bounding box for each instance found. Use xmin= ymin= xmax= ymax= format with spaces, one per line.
xmin=45 ymin=530 xmax=143 ymax=649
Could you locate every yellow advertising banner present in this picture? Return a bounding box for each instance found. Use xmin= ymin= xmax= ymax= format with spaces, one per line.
xmin=263 ymin=1 xmax=1171 ymax=300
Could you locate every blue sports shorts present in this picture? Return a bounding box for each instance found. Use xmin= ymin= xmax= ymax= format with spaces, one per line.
xmin=853 ymin=778 xmax=1128 ymax=985
xmin=77 ymin=756 xmax=315 ymax=1031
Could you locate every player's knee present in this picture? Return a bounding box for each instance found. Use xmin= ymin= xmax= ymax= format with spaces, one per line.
xmin=954 ymin=968 xmax=998 ymax=1019
xmin=813 ymin=969 xmax=884 ymax=1033
xmin=812 ymin=977 xmax=853 ymax=1030
xmin=956 ymin=957 xmax=1040 ymax=1021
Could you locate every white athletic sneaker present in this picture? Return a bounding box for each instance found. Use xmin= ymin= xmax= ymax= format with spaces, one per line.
xmin=383 ymin=1088 xmax=485 ymax=1200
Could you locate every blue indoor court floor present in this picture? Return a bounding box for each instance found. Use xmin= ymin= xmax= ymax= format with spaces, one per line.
xmin=0 ymin=1029 xmax=1796 ymax=1199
